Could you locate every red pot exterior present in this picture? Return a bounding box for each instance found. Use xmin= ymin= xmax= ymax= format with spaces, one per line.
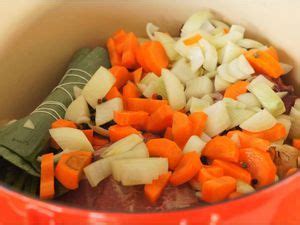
xmin=0 ymin=173 xmax=299 ymax=225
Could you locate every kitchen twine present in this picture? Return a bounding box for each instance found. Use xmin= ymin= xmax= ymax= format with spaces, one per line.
xmin=30 ymin=68 xmax=92 ymax=120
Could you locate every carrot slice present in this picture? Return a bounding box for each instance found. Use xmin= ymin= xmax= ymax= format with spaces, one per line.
xmin=55 ymin=151 xmax=92 ymax=190
xmin=122 ymin=81 xmax=141 ymax=99
xmin=164 ymin=127 xmax=173 ymax=140
xmin=202 ymin=136 xmax=239 ymax=163
xmin=183 ymin=34 xmax=202 ymax=46
xmin=212 ymin=159 xmax=252 ymax=184
xmin=126 ymin=98 xmax=168 ymax=114
xmin=121 ymin=32 xmax=140 ymax=69
xmin=239 ymin=148 xmax=276 ymax=188
xmin=227 ymin=130 xmax=270 ymax=152
xmin=107 ymin=38 xmax=122 ymax=66
xmin=202 ymin=176 xmax=237 ymax=203
xmin=109 ymin=66 xmax=131 ymax=89
xmin=136 ymin=42 xmax=152 ymax=72
xmin=243 ymin=123 xmax=286 ymax=142
xmin=170 ymin=151 xmax=201 ymax=186
xmin=146 ymin=105 xmax=174 ymax=133
xmin=265 ymin=46 xmax=279 ymax=61
xmin=109 ymin=125 xmax=140 ymax=142
xmin=144 ymin=172 xmax=172 ymax=204
xmin=51 ymin=119 xmax=77 ymax=129
xmin=106 ymin=86 xmax=123 ymax=100
xmin=92 ymin=136 xmax=109 ymax=147
xmin=292 ymin=139 xmax=300 ymax=150
xmin=224 ymin=81 xmax=249 ymax=100
xmin=189 ymin=112 xmax=208 ymax=136
xmin=198 ymin=166 xmax=224 ymax=186
xmin=146 ymin=138 xmax=182 ymax=170
xmin=40 ymin=153 xmax=54 ymax=199
xmin=114 ymin=111 xmax=149 ymax=130
xmin=131 ymin=67 xmax=143 ymax=84
xmin=244 ymin=49 xmax=284 ymax=78
xmin=172 ymin=111 xmax=192 ymax=148
xmin=82 ymin=129 xmax=93 ymax=144
xmin=112 ymin=29 xmax=128 ymax=55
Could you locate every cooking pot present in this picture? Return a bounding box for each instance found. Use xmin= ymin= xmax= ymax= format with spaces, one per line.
xmin=0 ymin=1 xmax=300 ymax=224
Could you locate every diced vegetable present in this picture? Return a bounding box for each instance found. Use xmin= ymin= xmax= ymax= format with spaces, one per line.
xmin=199 ymin=38 xmax=218 ymax=72
xmin=249 ymin=75 xmax=275 ymax=88
xmin=95 ymin=98 xmax=123 ymax=126
xmin=131 ymin=67 xmax=143 ymax=84
xmin=217 ymin=63 xmax=238 ymax=83
xmin=237 ymin=39 xmax=264 ymax=49
xmin=51 ymin=119 xmax=77 ymax=129
xmin=146 ymin=105 xmax=173 ymax=133
xmin=142 ymin=77 xmax=167 ymax=99
xmin=211 ymin=26 xmax=244 ymax=48
xmin=138 ymin=72 xmax=159 ymax=92
xmin=40 ymin=153 xmax=54 ymax=199
xmin=82 ymin=67 xmax=116 ymax=108
xmin=185 ymin=76 xmax=214 ymax=99
xmin=237 ymin=93 xmax=261 ymax=108
xmin=224 ymin=81 xmax=249 ymax=100
xmin=236 ymin=180 xmax=255 ymax=194
xmin=154 ymin=32 xmax=179 ymax=61
xmin=114 ymin=111 xmax=149 ymax=130
xmin=218 ymin=41 xmax=243 ymax=64
xmin=109 ymin=66 xmax=131 ymax=89
xmin=49 ymin=127 xmax=94 ymax=152
xmin=276 ymin=115 xmax=291 ymax=142
xmin=171 ymin=58 xmax=197 ymax=83
xmin=214 ymin=74 xmax=231 ymax=92
xmin=244 ymin=123 xmax=286 ymax=142
xmin=126 ymin=98 xmax=168 ymax=113
xmin=186 ymin=96 xmax=213 ymax=113
xmin=109 ymin=125 xmax=140 ymax=142
xmin=106 ymin=86 xmax=123 ymax=100
xmin=172 ymin=112 xmax=192 ymax=148
xmin=280 ymin=63 xmax=293 ymax=74
xmin=289 ymin=107 xmax=300 ymax=138
xmin=122 ymin=81 xmax=141 ymax=98
xmin=198 ymin=166 xmax=224 ymax=185
xmin=73 ymin=86 xmax=83 ymax=99
xmin=189 ymin=111 xmax=208 ymax=136
xmin=230 ymin=55 xmax=255 ymax=80
xmin=183 ymin=135 xmax=206 ymax=155
xmin=146 ymin=22 xmax=159 ymax=40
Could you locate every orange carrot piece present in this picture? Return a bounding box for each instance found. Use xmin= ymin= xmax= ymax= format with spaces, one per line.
xmin=144 ymin=172 xmax=172 ymax=204
xmin=244 ymin=49 xmax=284 ymax=78
xmin=265 ymin=46 xmax=279 ymax=61
xmin=239 ymin=148 xmax=276 ymax=188
xmin=170 ymin=152 xmax=201 ymax=186
xmin=198 ymin=166 xmax=224 ymax=186
xmin=109 ymin=125 xmax=140 ymax=142
xmin=107 ymin=38 xmax=122 ymax=66
xmin=122 ymin=81 xmax=141 ymax=98
xmin=172 ymin=112 xmax=192 ymax=148
xmin=146 ymin=138 xmax=182 ymax=170
xmin=109 ymin=66 xmax=131 ymax=89
xmin=55 ymin=151 xmax=92 ymax=190
xmin=227 ymin=130 xmax=270 ymax=152
xmin=292 ymin=139 xmax=300 ymax=150
xmin=92 ymin=136 xmax=109 ymax=147
xmin=121 ymin=32 xmax=140 ymax=69
xmin=51 ymin=119 xmax=77 ymax=129
xmin=126 ymin=98 xmax=168 ymax=114
xmin=285 ymin=168 xmax=297 ymax=177
xmin=114 ymin=111 xmax=149 ymax=130
xmin=202 ymin=176 xmax=237 ymax=203
xmin=131 ymin=67 xmax=143 ymax=84
xmin=136 ymin=42 xmax=152 ymax=72
xmin=202 ymin=136 xmax=239 ymax=163
xmin=228 ymin=191 xmax=243 ymax=199
xmin=183 ymin=34 xmax=202 ymax=46
xmin=112 ymin=29 xmax=128 ymax=55
xmin=40 ymin=153 xmax=54 ymax=199
xmin=243 ymin=123 xmax=286 ymax=142
xmin=82 ymin=129 xmax=93 ymax=144
xmin=106 ymin=86 xmax=123 ymax=100
xmin=164 ymin=127 xmax=173 ymax=140
xmin=146 ymin=105 xmax=173 ymax=133
xmin=224 ymin=81 xmax=249 ymax=100
xmin=223 ymin=28 xmax=229 ymax=34
xmin=189 ymin=112 xmax=208 ymax=136
xmin=212 ymin=159 xmax=252 ymax=184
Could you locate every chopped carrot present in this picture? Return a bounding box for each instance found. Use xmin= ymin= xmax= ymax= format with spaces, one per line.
xmin=107 ymin=38 xmax=122 ymax=66
xmin=131 ymin=67 xmax=143 ymax=84
xmin=109 ymin=125 xmax=140 ymax=142
xmin=122 ymin=81 xmax=141 ymax=98
xmin=243 ymin=123 xmax=286 ymax=142
xmin=239 ymin=148 xmax=276 ymax=188
xmin=227 ymin=130 xmax=270 ymax=152
xmin=223 ymin=28 xmax=229 ymax=34
xmin=265 ymin=46 xmax=279 ymax=61
xmin=121 ymin=32 xmax=140 ymax=69
xmin=144 ymin=172 xmax=172 ymax=204
xmin=164 ymin=127 xmax=173 ymax=140
xmin=112 ymin=29 xmax=128 ymax=55
xmin=201 ymin=176 xmax=237 ymax=203
xmin=146 ymin=105 xmax=173 ymax=133
xmin=189 ymin=112 xmax=208 ymax=136
xmin=109 ymin=66 xmax=131 ymax=89
xmin=136 ymin=42 xmax=152 ymax=72
xmin=228 ymin=192 xmax=243 ymax=199
xmin=55 ymin=151 xmax=92 ymax=190
xmin=106 ymin=86 xmax=123 ymax=100
xmin=146 ymin=138 xmax=182 ymax=170
xmin=126 ymin=98 xmax=168 ymax=113
xmin=285 ymin=168 xmax=297 ymax=177
xmin=92 ymin=136 xmax=109 ymax=147
xmin=244 ymin=49 xmax=284 ymax=78
xmin=292 ymin=139 xmax=300 ymax=150
xmin=198 ymin=166 xmax=224 ymax=186
xmin=212 ymin=159 xmax=252 ymax=184
xmin=82 ymin=129 xmax=93 ymax=144
xmin=170 ymin=152 xmax=201 ymax=186
xmin=40 ymin=153 xmax=54 ymax=199
xmin=183 ymin=34 xmax=202 ymax=46
xmin=172 ymin=111 xmax=192 ymax=148
xmin=114 ymin=111 xmax=149 ymax=130
xmin=202 ymin=136 xmax=239 ymax=163
xmin=224 ymin=81 xmax=249 ymax=100
xmin=51 ymin=119 xmax=77 ymax=129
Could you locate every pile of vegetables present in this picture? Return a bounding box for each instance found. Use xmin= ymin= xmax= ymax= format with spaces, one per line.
xmin=39 ymin=10 xmax=299 ymax=204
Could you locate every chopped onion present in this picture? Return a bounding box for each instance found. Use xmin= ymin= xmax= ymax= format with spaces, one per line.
xmin=88 ymin=122 xmax=109 ymax=137
xmin=211 ymin=19 xmax=230 ymax=30
xmin=280 ymin=63 xmax=293 ymax=74
xmin=186 ymin=96 xmax=212 ymax=113
xmin=250 ymin=75 xmax=275 ymax=88
xmin=276 ymin=91 xmax=288 ymax=98
xmin=154 ymin=32 xmax=179 ymax=61
xmin=218 ymin=41 xmax=243 ymax=64
xmin=73 ymin=86 xmax=83 ymax=99
xmin=82 ymin=67 xmax=116 ymax=108
xmin=162 ymin=69 xmax=186 ymax=110
xmin=204 ymin=70 xmax=217 ymax=79
xmin=230 ymin=55 xmax=254 ymax=80
xmin=212 ymin=30 xmax=243 ymax=49
xmin=199 ymin=39 xmax=218 ymax=72
xmin=200 ymin=20 xmax=215 ymax=33
xmin=185 ymin=76 xmax=214 ymax=99
xmin=137 ymin=72 xmax=159 ymax=92
xmin=237 ymin=39 xmax=264 ymax=49
xmin=146 ymin=22 xmax=159 ymax=40
xmin=236 ymin=180 xmax=255 ymax=194
xmin=214 ymin=74 xmax=231 ymax=92
xmin=188 ymin=46 xmax=205 ymax=72
xmin=143 ymin=77 xmax=167 ymax=99
xmin=49 ymin=127 xmax=94 ymax=151
xmin=112 ymin=158 xmax=168 ymax=185
xmin=95 ymin=98 xmax=123 ymax=126
xmin=237 ymin=93 xmax=262 ymax=108
xmin=183 ymin=135 xmax=207 ymax=155
xmin=276 ymin=115 xmax=291 ymax=142
xmin=230 ymin=25 xmax=245 ymax=35
xmin=203 ymin=100 xmax=231 ymax=136
xmin=65 ymin=95 xmax=90 ymax=124
xmin=240 ymin=109 xmax=277 ymax=132
xmin=230 ymin=133 xmax=241 ymax=148
xmin=171 ymin=58 xmax=197 ymax=83
xmin=101 ymin=134 xmax=143 ymax=158
xmin=217 ymin=64 xmax=238 ymax=83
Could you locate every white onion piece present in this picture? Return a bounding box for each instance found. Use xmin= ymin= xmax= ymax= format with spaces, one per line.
xmin=276 ymin=115 xmax=291 ymax=142
xmin=87 ymin=123 xmax=109 ymax=137
xmin=236 ymin=180 xmax=255 ymax=194
xmin=185 ymin=76 xmax=214 ymax=99
xmin=214 ymin=75 xmax=231 ymax=92
xmin=65 ymin=95 xmax=90 ymax=124
xmin=200 ymin=20 xmax=215 ymax=33
xmin=49 ymin=127 xmax=94 ymax=151
xmin=276 ymin=91 xmax=288 ymax=98
xmin=237 ymin=38 xmax=263 ymax=49
xmin=217 ymin=64 xmax=238 ymax=83
xmin=137 ymin=72 xmax=159 ymax=93
xmin=186 ymin=96 xmax=212 ymax=113
xmin=95 ymin=98 xmax=123 ymax=126
xmin=212 ymin=31 xmax=243 ymax=49
xmin=162 ymin=69 xmax=186 ymax=110
xmin=211 ymin=19 xmax=230 ymax=30
xmin=82 ymin=67 xmax=116 ymax=108
xmin=101 ymin=134 xmax=143 ymax=158
xmin=171 ymin=58 xmax=197 ymax=83
xmin=143 ymin=77 xmax=167 ymax=99
xmin=188 ymin=46 xmax=205 ymax=72
xmin=230 ymin=25 xmax=245 ymax=35
xmin=280 ymin=63 xmax=293 ymax=74
xmin=199 ymin=38 xmax=218 ymax=72
xmin=235 ymin=55 xmax=255 ymax=79
xmin=146 ymin=22 xmax=159 ymax=40
xmin=154 ymin=32 xmax=179 ymax=61
xmin=203 ymin=101 xmax=231 ymax=136
xmin=183 ymin=135 xmax=207 ymax=155
xmin=204 ymin=70 xmax=217 ymax=78
xmin=73 ymin=86 xmax=83 ymax=99
xmin=237 ymin=93 xmax=261 ymax=108
xmin=250 ymin=75 xmax=275 ymax=88
xmin=218 ymin=41 xmax=243 ymax=64
xmin=240 ymin=109 xmax=277 ymax=132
